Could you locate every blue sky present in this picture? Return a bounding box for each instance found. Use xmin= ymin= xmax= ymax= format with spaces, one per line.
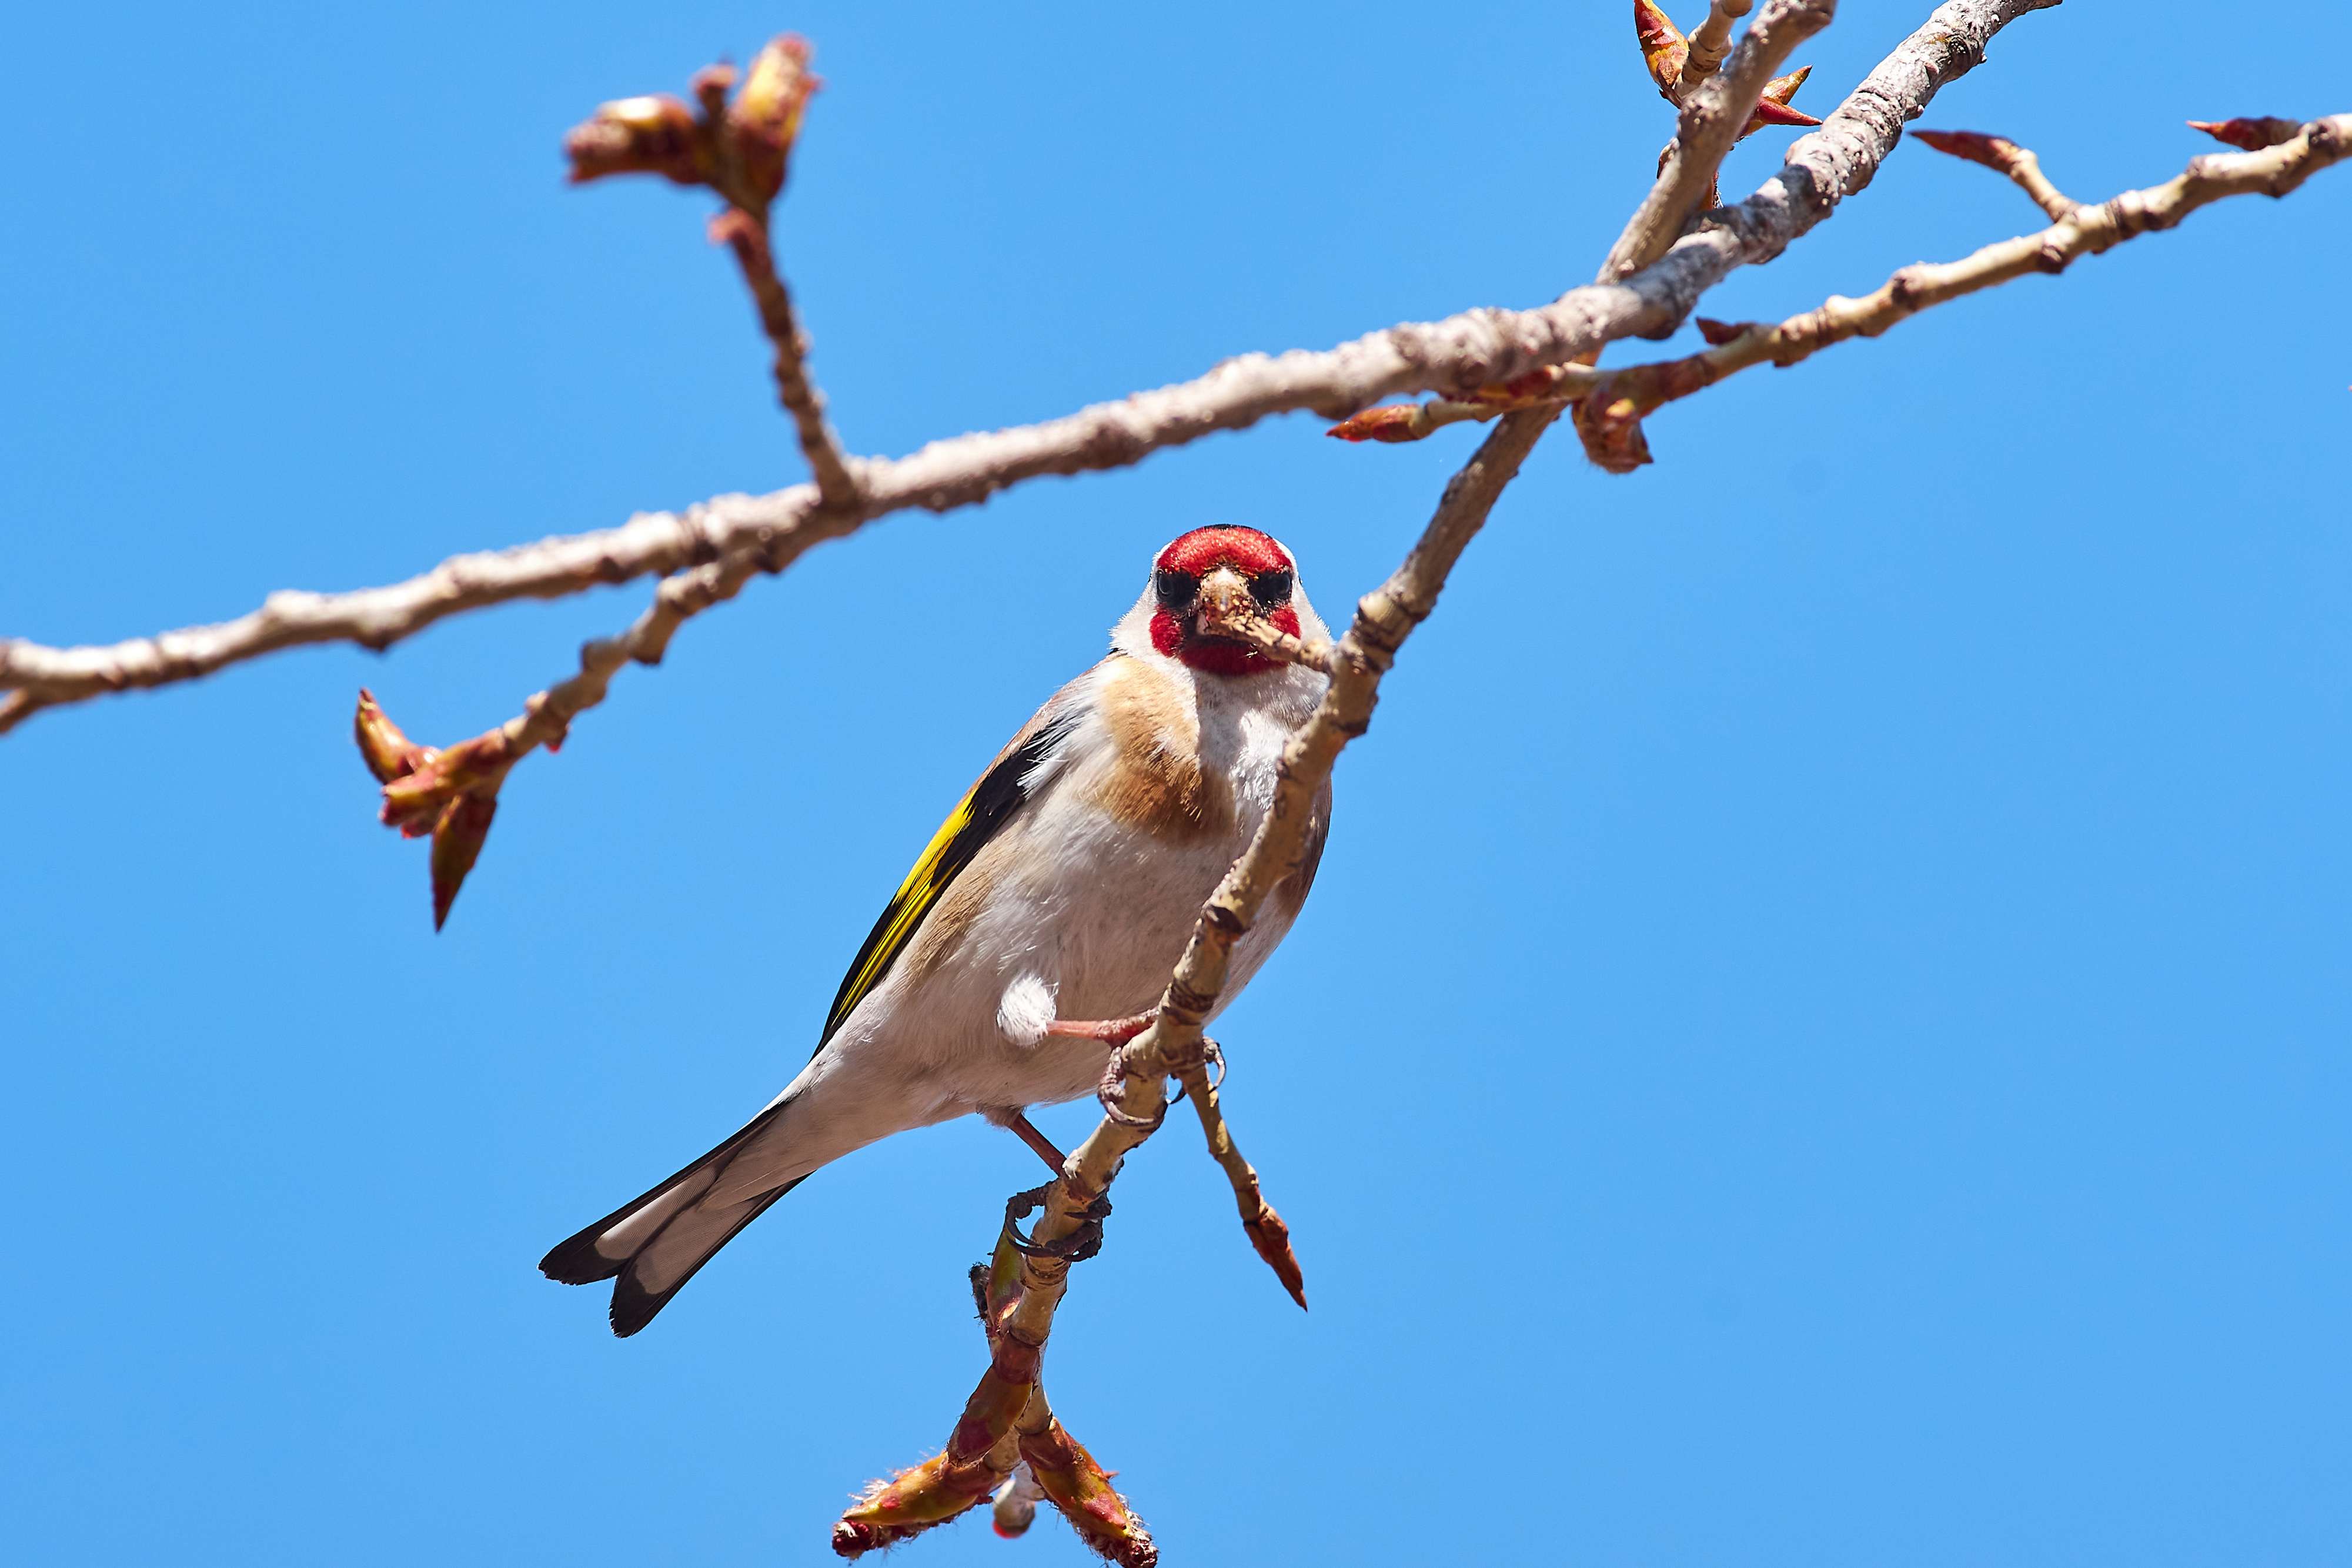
xmin=5 ymin=3 xmax=2347 ymax=1564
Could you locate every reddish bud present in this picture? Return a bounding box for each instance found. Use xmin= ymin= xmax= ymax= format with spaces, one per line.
xmin=835 ymin=1453 xmax=999 ymax=1553
xmin=1911 ymin=128 xmax=2021 ymax=170
xmin=1746 ymin=98 xmax=1824 ymax=130
xmin=731 ymin=35 xmax=821 ymax=203
xmin=1633 ymin=0 xmax=1688 ymax=99
xmin=356 ymin=693 xmax=523 ymax=929
xmin=353 ymin=689 xmax=430 ymax=784
xmin=1022 ymin=1419 xmax=1157 ymax=1568
xmin=563 ymin=93 xmax=708 ymax=186
xmin=1244 ymin=1204 xmax=1308 ymax=1310
xmin=1325 ymin=404 xmax=1426 ymax=443
xmin=1694 ymin=317 xmax=1757 ymax=346
xmin=1739 ymin=66 xmax=1821 ymax=139
xmin=429 ymin=793 xmax=497 ymax=932
xmin=1574 ymin=389 xmax=1656 ymax=474
xmin=2186 ymin=116 xmax=2303 ymax=151
xmin=379 ymin=730 xmax=516 ymax=833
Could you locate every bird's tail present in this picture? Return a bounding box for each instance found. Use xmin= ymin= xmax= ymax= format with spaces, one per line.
xmin=539 ymin=1098 xmax=812 ymax=1337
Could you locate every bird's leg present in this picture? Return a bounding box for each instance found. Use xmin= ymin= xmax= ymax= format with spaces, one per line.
xmin=1048 ymin=1008 xmax=1168 ymax=1128
xmin=1006 ymin=1112 xmax=1068 ymax=1176
xmin=1041 ymin=1007 xmax=1158 ymax=1046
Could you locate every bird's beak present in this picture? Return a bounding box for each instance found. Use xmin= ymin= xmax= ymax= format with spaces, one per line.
xmin=1190 ymin=566 xmax=1257 ymax=643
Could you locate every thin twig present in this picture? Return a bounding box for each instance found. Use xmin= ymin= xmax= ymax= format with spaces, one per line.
xmin=1912 ymin=128 xmax=2079 ymax=218
xmin=710 ymin=209 xmax=860 ymax=508
xmin=1682 ymin=0 xmax=1759 ymax=93
xmin=1177 ymin=1058 xmax=1307 ymax=1309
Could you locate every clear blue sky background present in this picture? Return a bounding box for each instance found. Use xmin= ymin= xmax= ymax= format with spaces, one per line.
xmin=5 ymin=3 xmax=2347 ymax=1564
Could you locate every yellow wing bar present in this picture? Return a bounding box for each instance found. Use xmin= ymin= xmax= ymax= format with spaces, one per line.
xmin=815 ymin=710 xmax=1074 ymax=1051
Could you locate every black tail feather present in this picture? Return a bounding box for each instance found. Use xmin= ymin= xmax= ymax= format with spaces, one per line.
xmin=606 ymin=1179 xmax=803 ymax=1337
xmin=540 ymin=1099 xmax=805 ymax=1334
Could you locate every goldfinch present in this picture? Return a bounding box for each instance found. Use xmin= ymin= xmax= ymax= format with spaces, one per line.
xmin=542 ymin=526 xmax=1333 ymax=1335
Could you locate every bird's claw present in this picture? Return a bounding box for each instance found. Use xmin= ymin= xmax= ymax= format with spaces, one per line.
xmin=1001 ymin=1182 xmax=1113 ymax=1263
xmin=1172 ymin=1037 xmax=1225 ymax=1102
xmin=1096 ymin=1032 xmax=1227 ymax=1122
xmin=1095 ymin=1044 xmax=1168 ymax=1128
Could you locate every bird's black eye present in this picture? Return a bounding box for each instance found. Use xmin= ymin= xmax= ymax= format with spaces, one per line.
xmin=1249 ymin=569 xmax=1292 ymax=609
xmin=1155 ymin=569 xmax=1198 ymax=610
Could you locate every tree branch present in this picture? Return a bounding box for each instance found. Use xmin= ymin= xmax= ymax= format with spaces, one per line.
xmin=1572 ymin=114 xmax=2351 ymax=468
xmin=0 ymin=0 xmax=2056 ymax=737
xmin=712 ymin=212 xmax=860 ymax=508
xmin=1601 ymin=0 xmax=1826 ymax=280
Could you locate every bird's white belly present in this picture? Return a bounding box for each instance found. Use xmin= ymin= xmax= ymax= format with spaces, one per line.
xmin=911 ymin=796 xmax=1291 ymax=1112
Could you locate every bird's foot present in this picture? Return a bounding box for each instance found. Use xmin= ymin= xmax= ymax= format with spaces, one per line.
xmin=1001 ymin=1182 xmax=1113 ymax=1264
xmin=1095 ymin=1044 xmax=1168 ymax=1129
xmin=1093 ymin=1029 xmax=1225 ymax=1129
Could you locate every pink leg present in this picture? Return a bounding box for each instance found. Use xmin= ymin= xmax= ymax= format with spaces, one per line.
xmin=1042 ymin=1008 xmax=1158 ymax=1046
xmin=1007 ymin=1112 xmax=1067 ymax=1175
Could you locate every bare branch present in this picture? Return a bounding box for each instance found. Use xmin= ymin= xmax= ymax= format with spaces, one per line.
xmin=711 ymin=213 xmax=859 ymax=509
xmin=1339 ymin=0 xmax=2054 ymax=444
xmin=573 ymin=38 xmax=855 ymax=507
xmin=0 ymin=0 xmax=2059 ymax=736
xmin=1913 ymin=127 xmax=2079 ymax=218
xmin=1177 ymin=1055 xmax=1307 ymax=1309
xmin=352 ymin=69 xmax=876 ymax=922
xmin=703 ymin=41 xmax=858 ymax=509
xmin=332 ymin=548 xmax=771 ymax=924
xmin=1601 ymin=0 xmax=1834 ymax=282
xmin=1572 ymin=113 xmax=2352 ymax=468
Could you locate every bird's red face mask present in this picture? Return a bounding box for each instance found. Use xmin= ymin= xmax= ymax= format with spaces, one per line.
xmin=1148 ymin=526 xmax=1300 ymax=677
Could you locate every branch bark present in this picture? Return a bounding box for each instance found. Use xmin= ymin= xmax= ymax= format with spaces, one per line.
xmin=1683 ymin=0 xmax=1759 ymax=92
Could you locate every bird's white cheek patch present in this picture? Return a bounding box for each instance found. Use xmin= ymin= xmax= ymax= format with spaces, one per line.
xmin=995 ymin=973 xmax=1059 ymax=1049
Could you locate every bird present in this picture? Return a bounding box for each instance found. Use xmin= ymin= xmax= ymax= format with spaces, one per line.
xmin=541 ymin=525 xmax=1334 ymax=1335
